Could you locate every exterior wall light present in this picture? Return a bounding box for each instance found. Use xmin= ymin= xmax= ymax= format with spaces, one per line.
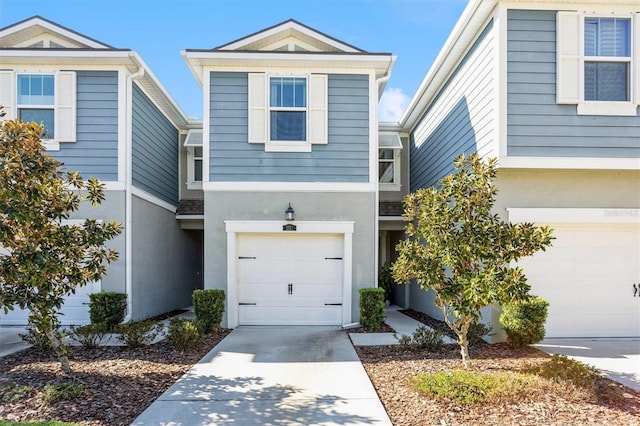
xmin=285 ymin=203 xmax=295 ymax=221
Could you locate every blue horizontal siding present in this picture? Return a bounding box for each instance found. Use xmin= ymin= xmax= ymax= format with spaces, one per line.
xmin=209 ymin=72 xmax=369 ymax=182
xmin=51 ymin=71 xmax=118 ymax=181
xmin=131 ymin=84 xmax=179 ymax=204
xmin=507 ymin=9 xmax=640 ymax=158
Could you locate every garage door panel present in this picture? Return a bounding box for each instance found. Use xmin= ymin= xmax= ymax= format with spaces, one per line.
xmin=519 ymin=224 xmax=639 ymax=338
xmin=237 ymin=233 xmax=344 ymax=326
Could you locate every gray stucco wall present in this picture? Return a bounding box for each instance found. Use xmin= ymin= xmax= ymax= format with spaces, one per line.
xmin=52 ymin=71 xmax=119 ymax=182
xmin=132 ymin=84 xmax=180 ymax=205
xmin=68 ymin=190 xmax=126 ymax=295
xmin=203 ymin=191 xmax=376 ymax=326
xmin=131 ymin=196 xmax=202 ymax=320
xmin=507 ymin=9 xmax=640 ymax=157
xmin=209 ymin=72 xmax=370 ymax=182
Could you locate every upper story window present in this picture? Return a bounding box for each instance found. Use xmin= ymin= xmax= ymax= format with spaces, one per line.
xmin=17 ymin=74 xmax=55 ymax=139
xmin=379 ymin=132 xmax=402 ymax=191
xmin=248 ymin=72 xmax=327 ymax=152
xmin=557 ymin=11 xmax=638 ymax=116
xmin=584 ymin=17 xmax=631 ymax=102
xmin=269 ymin=77 xmax=307 ymax=142
xmin=184 ymin=129 xmax=203 ymax=189
xmin=0 ymin=70 xmax=76 ymax=149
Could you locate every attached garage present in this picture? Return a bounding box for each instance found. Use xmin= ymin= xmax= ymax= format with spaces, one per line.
xmin=237 ymin=234 xmax=343 ymax=325
xmin=0 ymin=281 xmax=100 ymax=326
xmin=509 ymin=209 xmax=640 ymax=338
xmin=225 ymin=221 xmax=354 ymax=328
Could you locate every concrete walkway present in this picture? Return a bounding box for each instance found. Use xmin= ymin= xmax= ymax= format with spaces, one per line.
xmin=132 ymin=326 xmax=391 ymax=425
xmin=535 ymin=338 xmax=640 ymax=392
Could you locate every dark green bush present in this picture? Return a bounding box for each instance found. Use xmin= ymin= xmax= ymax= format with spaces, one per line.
xmin=377 ymin=262 xmax=395 ymax=303
xmin=89 ymin=292 xmax=127 ymax=330
xmin=528 ymin=354 xmax=599 ymax=388
xmin=396 ymin=325 xmax=444 ymax=351
xmin=500 ymin=295 xmax=549 ymax=348
xmin=359 ymin=288 xmax=385 ymax=331
xmin=167 ymin=318 xmax=203 ymax=350
xmin=193 ymin=289 xmax=225 ymax=332
xmin=468 ymin=321 xmax=492 ymax=345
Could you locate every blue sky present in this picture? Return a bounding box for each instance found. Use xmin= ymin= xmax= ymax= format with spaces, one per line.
xmin=0 ymin=0 xmax=468 ymax=121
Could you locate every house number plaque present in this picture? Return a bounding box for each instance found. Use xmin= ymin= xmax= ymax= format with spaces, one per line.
xmin=283 ymin=224 xmax=297 ymax=231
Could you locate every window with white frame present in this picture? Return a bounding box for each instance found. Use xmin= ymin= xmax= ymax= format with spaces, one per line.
xmin=0 ymin=70 xmax=76 ymax=148
xmin=379 ymin=132 xmax=402 ymax=190
xmin=557 ymin=11 xmax=639 ymax=116
xmin=584 ymin=17 xmax=631 ymax=101
xmin=269 ymin=77 xmax=307 ymax=141
xmin=184 ymin=129 xmax=203 ymax=187
xmin=17 ymin=74 xmax=56 ymax=139
xmin=248 ymin=72 xmax=327 ymax=152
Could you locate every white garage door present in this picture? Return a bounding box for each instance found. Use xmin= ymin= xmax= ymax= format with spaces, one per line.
xmin=0 ymin=281 xmax=100 ymax=326
xmin=517 ymin=224 xmax=640 ymax=338
xmin=237 ymin=233 xmax=343 ymax=325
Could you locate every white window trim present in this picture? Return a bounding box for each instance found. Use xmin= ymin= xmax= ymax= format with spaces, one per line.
xmin=558 ymin=11 xmax=639 ymax=116
xmin=248 ymin=71 xmax=327 ymax=152
xmin=379 ymin=148 xmax=401 ymax=191
xmin=184 ymin=129 xmax=203 ymax=189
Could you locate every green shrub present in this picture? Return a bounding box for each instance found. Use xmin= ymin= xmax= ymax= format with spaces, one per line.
xmin=377 ymin=262 xmax=395 ymax=303
xmin=115 ymin=320 xmax=163 ymax=348
xmin=19 ymin=325 xmax=63 ymax=351
xmin=192 ymin=289 xmax=225 ymax=333
xmin=0 ymin=382 xmax=35 ymax=403
xmin=68 ymin=323 xmax=107 ymax=349
xmin=167 ymin=318 xmax=203 ymax=350
xmin=413 ymin=370 xmax=530 ymax=405
xmin=41 ymin=382 xmax=84 ymax=405
xmin=529 ymin=354 xmax=598 ymax=388
xmin=358 ymin=288 xmax=385 ymax=331
xmin=89 ymin=292 xmax=127 ymax=330
xmin=395 ymin=325 xmax=444 ymax=351
xmin=468 ymin=321 xmax=492 ymax=345
xmin=500 ymin=295 xmax=549 ymax=348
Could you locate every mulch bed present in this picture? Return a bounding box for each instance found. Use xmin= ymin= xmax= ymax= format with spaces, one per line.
xmin=347 ymin=322 xmax=395 ymax=333
xmin=0 ymin=328 xmax=230 ymax=426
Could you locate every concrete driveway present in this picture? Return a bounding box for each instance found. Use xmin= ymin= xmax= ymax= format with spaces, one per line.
xmin=132 ymin=326 xmax=391 ymax=425
xmin=535 ymin=338 xmax=640 ymax=392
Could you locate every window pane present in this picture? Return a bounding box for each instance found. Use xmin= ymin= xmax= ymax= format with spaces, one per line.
xmin=194 ymin=147 xmax=203 ymax=158
xmin=379 ymin=161 xmax=394 ymax=183
xmin=270 ymin=111 xmax=306 ymax=141
xmin=194 ymin=159 xmax=203 ymax=182
xmin=584 ymin=62 xmax=629 ymax=101
xmin=17 ymin=74 xmax=54 ymax=105
xmin=269 ymin=77 xmax=306 ymax=107
xmin=379 ymin=149 xmax=394 ymax=160
xmin=584 ymin=18 xmax=630 ymax=57
xmin=19 ymin=108 xmax=55 ymax=139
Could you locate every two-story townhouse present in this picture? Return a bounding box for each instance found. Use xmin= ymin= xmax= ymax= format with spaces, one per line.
xmin=0 ymin=16 xmax=202 ymax=325
xmin=399 ymin=0 xmax=640 ymax=339
xmin=181 ymin=20 xmax=396 ymax=328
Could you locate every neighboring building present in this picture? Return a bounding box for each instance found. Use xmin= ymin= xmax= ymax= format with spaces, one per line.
xmin=181 ymin=20 xmax=396 ymax=327
xmin=399 ymin=0 xmax=640 ymax=339
xmin=0 ymin=16 xmax=202 ymax=325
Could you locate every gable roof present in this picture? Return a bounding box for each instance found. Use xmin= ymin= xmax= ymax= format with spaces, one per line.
xmin=0 ymin=15 xmax=113 ymax=49
xmin=0 ymin=15 xmax=188 ymax=127
xmin=183 ymin=19 xmax=395 ymax=96
xmin=213 ymin=19 xmax=364 ymax=53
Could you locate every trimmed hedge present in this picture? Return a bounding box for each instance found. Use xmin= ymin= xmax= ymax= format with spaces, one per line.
xmin=359 ymin=287 xmax=385 ymax=331
xmin=89 ymin=292 xmax=127 ymax=330
xmin=193 ymin=289 xmax=225 ymax=332
xmin=500 ymin=295 xmax=549 ymax=348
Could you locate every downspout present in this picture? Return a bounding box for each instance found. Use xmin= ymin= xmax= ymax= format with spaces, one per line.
xmin=122 ymin=65 xmax=144 ymax=323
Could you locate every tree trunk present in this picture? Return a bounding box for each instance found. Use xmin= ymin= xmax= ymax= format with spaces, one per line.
xmin=459 ymin=334 xmax=470 ymax=368
xmin=44 ymin=323 xmax=71 ymax=374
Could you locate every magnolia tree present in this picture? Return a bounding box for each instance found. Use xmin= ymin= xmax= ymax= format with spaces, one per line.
xmin=392 ymin=153 xmax=553 ymax=366
xmin=0 ymin=111 xmax=122 ymax=374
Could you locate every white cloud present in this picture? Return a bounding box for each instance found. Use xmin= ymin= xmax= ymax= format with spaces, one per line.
xmin=378 ymin=87 xmax=411 ymax=122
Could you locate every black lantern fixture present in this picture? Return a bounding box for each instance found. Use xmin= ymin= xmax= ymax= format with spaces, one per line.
xmin=285 ymin=203 xmax=295 ymax=221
